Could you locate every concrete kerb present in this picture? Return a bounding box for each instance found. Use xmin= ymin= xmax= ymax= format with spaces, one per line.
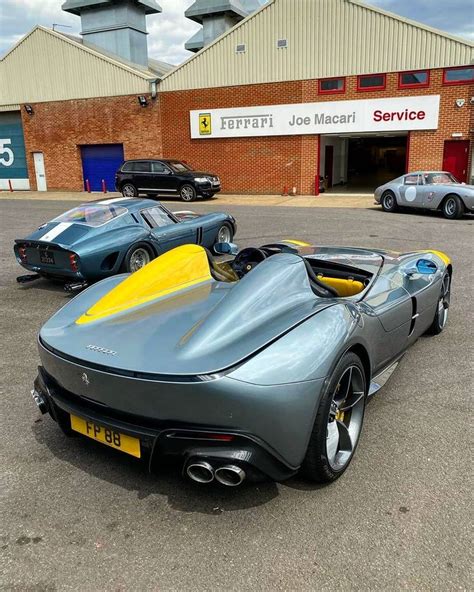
xmin=0 ymin=191 xmax=376 ymax=209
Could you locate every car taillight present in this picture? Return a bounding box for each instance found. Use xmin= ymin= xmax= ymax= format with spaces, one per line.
xmin=69 ymin=253 xmax=79 ymax=272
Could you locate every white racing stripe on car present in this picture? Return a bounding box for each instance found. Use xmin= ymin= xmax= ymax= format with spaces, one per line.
xmin=96 ymin=197 xmax=127 ymax=205
xmin=38 ymin=222 xmax=73 ymax=242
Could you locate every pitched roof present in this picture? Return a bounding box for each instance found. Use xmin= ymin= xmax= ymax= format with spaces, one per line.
xmin=160 ymin=0 xmax=474 ymax=91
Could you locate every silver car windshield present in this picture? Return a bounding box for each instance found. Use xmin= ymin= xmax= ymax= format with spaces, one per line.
xmin=53 ymin=204 xmax=127 ymax=227
xmin=423 ymin=172 xmax=458 ymax=185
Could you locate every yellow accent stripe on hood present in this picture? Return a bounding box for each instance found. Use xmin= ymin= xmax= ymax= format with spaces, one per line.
xmin=76 ymin=244 xmax=212 ymax=325
xmin=283 ymin=239 xmax=312 ymax=247
xmin=423 ymin=250 xmax=451 ymax=266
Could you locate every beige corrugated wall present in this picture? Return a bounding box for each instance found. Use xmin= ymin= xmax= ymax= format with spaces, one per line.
xmin=160 ymin=0 xmax=473 ymax=91
xmin=0 ymin=27 xmax=152 ymax=105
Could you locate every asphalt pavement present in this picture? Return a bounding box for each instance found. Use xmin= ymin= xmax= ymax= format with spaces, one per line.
xmin=1 ymin=199 xmax=472 ymax=591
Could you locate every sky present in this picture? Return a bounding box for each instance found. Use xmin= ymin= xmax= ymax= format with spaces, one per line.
xmin=0 ymin=0 xmax=473 ymax=64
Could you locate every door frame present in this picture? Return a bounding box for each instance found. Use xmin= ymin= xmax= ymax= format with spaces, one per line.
xmin=33 ymin=152 xmax=47 ymax=191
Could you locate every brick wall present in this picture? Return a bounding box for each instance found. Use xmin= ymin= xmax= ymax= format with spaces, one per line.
xmin=21 ymin=94 xmax=162 ymax=191
xmin=20 ymin=69 xmax=472 ymax=193
xmin=160 ymin=68 xmax=473 ymax=194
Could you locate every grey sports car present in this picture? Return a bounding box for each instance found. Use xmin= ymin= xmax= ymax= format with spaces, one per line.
xmin=374 ymin=171 xmax=474 ymax=219
xmin=31 ymin=241 xmax=452 ymax=486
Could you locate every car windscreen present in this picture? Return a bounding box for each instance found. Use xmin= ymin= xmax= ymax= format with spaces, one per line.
xmin=168 ymin=161 xmax=193 ymax=173
xmin=53 ymin=204 xmax=127 ymax=227
xmin=424 ymin=172 xmax=458 ymax=185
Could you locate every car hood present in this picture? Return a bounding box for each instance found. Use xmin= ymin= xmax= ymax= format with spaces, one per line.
xmin=39 ymin=251 xmax=335 ymax=376
xmin=182 ymin=171 xmax=217 ymax=178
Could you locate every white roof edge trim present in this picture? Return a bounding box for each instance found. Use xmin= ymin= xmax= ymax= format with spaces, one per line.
xmin=160 ymin=0 xmax=276 ymax=83
xmin=1 ymin=25 xmax=158 ymax=81
xmin=348 ymin=0 xmax=474 ymax=49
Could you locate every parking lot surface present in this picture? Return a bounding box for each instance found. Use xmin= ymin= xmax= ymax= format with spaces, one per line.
xmin=1 ymin=199 xmax=472 ymax=591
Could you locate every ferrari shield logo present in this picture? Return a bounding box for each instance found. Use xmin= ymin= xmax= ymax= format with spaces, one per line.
xmin=199 ymin=113 xmax=212 ymax=135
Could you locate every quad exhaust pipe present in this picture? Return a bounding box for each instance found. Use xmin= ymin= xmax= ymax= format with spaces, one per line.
xmin=185 ymin=459 xmax=246 ymax=486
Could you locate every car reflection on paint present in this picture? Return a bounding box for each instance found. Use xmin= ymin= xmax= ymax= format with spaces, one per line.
xmin=374 ymin=171 xmax=474 ymax=219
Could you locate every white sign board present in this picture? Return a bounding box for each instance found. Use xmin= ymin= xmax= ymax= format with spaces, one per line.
xmin=190 ymin=95 xmax=440 ymax=139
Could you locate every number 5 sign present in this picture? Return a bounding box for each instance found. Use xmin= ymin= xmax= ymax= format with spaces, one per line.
xmin=0 ymin=139 xmax=15 ymax=167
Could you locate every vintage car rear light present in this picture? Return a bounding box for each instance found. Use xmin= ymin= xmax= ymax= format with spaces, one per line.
xmin=19 ymin=246 xmax=27 ymax=262
xmin=69 ymin=253 xmax=78 ymax=272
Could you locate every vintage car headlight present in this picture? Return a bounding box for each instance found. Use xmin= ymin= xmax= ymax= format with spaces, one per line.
xmin=194 ymin=177 xmax=210 ymax=183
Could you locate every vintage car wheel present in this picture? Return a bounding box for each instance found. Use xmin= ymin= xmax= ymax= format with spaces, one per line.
xmin=123 ymin=244 xmax=152 ymax=273
xmin=381 ymin=191 xmax=398 ymax=213
xmin=122 ymin=183 xmax=138 ymax=198
xmin=216 ymin=223 xmax=233 ymax=244
xmin=180 ymin=184 xmax=197 ymax=202
xmin=442 ymin=195 xmax=463 ymax=220
xmin=302 ymin=352 xmax=366 ymax=483
xmin=427 ymin=272 xmax=451 ymax=335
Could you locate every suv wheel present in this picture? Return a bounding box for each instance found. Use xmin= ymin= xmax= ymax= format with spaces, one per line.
xmin=122 ymin=183 xmax=138 ymax=198
xmin=180 ymin=184 xmax=197 ymax=202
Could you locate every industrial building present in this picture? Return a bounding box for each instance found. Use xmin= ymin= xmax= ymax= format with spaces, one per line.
xmin=0 ymin=0 xmax=473 ymax=194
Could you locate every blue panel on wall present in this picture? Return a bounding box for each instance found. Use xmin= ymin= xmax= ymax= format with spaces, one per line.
xmin=0 ymin=112 xmax=28 ymax=180
xmin=80 ymin=144 xmax=124 ymax=192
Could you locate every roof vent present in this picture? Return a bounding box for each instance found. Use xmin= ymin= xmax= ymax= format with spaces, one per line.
xmin=236 ymin=43 xmax=246 ymax=53
xmin=277 ymin=38 xmax=288 ymax=49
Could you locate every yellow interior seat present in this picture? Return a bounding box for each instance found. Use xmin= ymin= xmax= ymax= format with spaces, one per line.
xmin=317 ymin=275 xmax=365 ymax=297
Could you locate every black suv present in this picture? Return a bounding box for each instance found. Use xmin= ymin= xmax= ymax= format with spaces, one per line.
xmin=115 ymin=159 xmax=221 ymax=202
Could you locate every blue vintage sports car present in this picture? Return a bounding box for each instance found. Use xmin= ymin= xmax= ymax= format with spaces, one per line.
xmin=14 ymin=197 xmax=236 ymax=290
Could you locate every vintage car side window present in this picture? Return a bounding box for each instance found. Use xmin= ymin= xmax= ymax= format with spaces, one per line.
xmin=404 ymin=174 xmax=419 ymax=185
xmin=152 ymin=162 xmax=171 ymax=174
xmin=141 ymin=207 xmax=173 ymax=229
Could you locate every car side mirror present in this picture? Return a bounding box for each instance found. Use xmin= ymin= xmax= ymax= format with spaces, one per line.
xmin=406 ymin=259 xmax=438 ymax=277
xmin=214 ymin=242 xmax=239 ymax=256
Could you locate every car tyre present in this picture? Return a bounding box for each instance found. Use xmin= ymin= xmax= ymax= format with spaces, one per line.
xmin=180 ymin=184 xmax=197 ymax=202
xmin=381 ymin=191 xmax=398 ymax=213
xmin=442 ymin=195 xmax=463 ymax=220
xmin=216 ymin=223 xmax=233 ymax=245
xmin=302 ymin=352 xmax=367 ymax=483
xmin=122 ymin=243 xmax=153 ymax=273
xmin=426 ymin=272 xmax=451 ymax=335
xmin=122 ymin=183 xmax=138 ymax=198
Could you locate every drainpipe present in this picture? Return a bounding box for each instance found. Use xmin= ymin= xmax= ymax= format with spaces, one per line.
xmin=150 ymin=79 xmax=159 ymax=100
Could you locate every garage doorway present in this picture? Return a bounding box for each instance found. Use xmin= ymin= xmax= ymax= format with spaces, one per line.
xmin=80 ymin=144 xmax=124 ymax=192
xmin=346 ymin=135 xmax=407 ymax=191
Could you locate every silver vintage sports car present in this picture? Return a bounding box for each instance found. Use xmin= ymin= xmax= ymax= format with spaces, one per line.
xmin=31 ymin=241 xmax=451 ymax=486
xmin=375 ymin=171 xmax=474 ymax=219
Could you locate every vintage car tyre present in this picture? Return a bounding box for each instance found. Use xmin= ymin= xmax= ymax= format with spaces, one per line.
xmin=180 ymin=184 xmax=197 ymax=202
xmin=121 ymin=183 xmax=138 ymax=198
xmin=216 ymin=223 xmax=233 ymax=244
xmin=426 ymin=272 xmax=450 ymax=335
xmin=302 ymin=352 xmax=367 ymax=483
xmin=122 ymin=243 xmax=153 ymax=273
xmin=442 ymin=194 xmax=464 ymax=220
xmin=381 ymin=190 xmax=398 ymax=213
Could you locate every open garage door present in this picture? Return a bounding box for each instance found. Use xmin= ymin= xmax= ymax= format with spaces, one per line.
xmin=320 ymin=133 xmax=407 ymax=193
xmin=80 ymin=144 xmax=124 ymax=192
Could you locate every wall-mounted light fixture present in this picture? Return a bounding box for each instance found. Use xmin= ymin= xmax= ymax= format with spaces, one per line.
xmin=137 ymin=95 xmax=148 ymax=108
xmin=24 ymin=104 xmax=34 ymax=115
xmin=455 ymin=98 xmax=465 ymax=108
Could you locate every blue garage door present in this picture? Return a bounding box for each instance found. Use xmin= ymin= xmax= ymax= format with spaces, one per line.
xmin=80 ymin=144 xmax=124 ymax=192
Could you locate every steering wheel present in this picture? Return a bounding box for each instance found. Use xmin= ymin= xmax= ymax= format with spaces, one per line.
xmin=232 ymin=247 xmax=268 ymax=278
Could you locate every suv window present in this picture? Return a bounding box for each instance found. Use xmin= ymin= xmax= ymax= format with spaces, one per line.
xmin=123 ymin=161 xmax=151 ymax=173
xmin=152 ymin=162 xmax=171 ymax=174
xmin=141 ymin=206 xmax=174 ymax=229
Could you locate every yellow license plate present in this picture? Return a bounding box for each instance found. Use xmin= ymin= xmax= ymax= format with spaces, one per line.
xmin=70 ymin=414 xmax=141 ymax=458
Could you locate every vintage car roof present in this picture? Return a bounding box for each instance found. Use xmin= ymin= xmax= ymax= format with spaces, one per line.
xmin=88 ymin=197 xmax=162 ymax=210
